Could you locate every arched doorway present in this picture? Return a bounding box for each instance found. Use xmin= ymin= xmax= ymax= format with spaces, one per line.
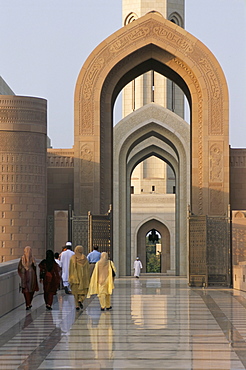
xmin=137 ymin=219 xmax=171 ymax=274
xmin=74 ymin=12 xmax=229 ymax=281
xmin=114 ymin=104 xmax=189 ymax=276
xmin=146 ymin=229 xmax=162 ymax=273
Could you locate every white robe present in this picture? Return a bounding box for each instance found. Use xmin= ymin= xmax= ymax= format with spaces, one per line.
xmin=134 ymin=260 xmax=143 ymax=277
xmin=60 ymin=249 xmax=75 ymax=285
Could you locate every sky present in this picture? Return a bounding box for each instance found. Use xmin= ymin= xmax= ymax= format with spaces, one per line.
xmin=1 ymin=0 xmax=246 ymax=149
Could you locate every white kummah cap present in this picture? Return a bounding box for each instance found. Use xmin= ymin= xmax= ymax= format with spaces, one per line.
xmin=136 ymin=257 xmax=139 ymax=259
xmin=66 ymin=242 xmax=72 ymax=246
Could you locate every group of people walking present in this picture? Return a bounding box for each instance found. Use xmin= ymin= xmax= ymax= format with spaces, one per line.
xmin=18 ymin=244 xmax=116 ymax=312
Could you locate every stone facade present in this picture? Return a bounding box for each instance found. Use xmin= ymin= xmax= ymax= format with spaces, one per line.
xmin=47 ymin=149 xmax=74 ymax=216
xmin=0 ymin=96 xmax=47 ymax=261
xmin=230 ymin=148 xmax=246 ymax=210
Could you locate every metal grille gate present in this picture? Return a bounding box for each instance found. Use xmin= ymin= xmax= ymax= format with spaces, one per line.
xmin=189 ymin=215 xmax=231 ymax=287
xmin=71 ymin=209 xmax=112 ymax=258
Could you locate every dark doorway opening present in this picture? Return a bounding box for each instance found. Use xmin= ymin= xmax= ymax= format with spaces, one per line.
xmin=146 ymin=229 xmax=162 ymax=273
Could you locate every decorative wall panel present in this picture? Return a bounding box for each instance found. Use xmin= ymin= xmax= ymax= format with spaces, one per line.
xmin=72 ymin=216 xmax=88 ymax=254
xmin=189 ymin=215 xmax=230 ymax=286
xmin=189 ymin=216 xmax=207 ymax=287
xmin=207 ymin=216 xmax=230 ymax=285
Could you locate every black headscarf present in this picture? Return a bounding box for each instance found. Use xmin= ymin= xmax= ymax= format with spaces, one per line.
xmin=46 ymin=250 xmax=55 ymax=272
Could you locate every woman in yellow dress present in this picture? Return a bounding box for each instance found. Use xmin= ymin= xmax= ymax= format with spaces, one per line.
xmin=69 ymin=245 xmax=90 ymax=310
xmin=87 ymin=252 xmax=116 ymax=311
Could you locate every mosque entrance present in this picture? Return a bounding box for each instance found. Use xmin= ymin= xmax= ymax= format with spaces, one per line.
xmin=130 ymin=153 xmax=176 ymax=275
xmin=136 ymin=218 xmax=170 ymax=274
xmin=146 ymin=229 xmax=162 ymax=273
xmin=74 ymin=12 xmax=230 ymax=282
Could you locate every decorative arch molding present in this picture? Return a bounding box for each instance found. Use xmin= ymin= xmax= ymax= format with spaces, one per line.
xmin=136 ymin=218 xmax=171 ymax=274
xmin=113 ymin=103 xmax=190 ymax=276
xmin=135 ymin=215 xmax=174 ymax=242
xmin=168 ymin=12 xmax=184 ymax=27
xmin=74 ymin=12 xmax=229 ymax=220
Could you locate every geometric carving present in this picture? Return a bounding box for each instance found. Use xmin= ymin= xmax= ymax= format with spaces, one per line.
xmin=72 ymin=215 xmax=88 ymax=253
xmin=207 ymin=216 xmax=230 ymax=285
xmin=47 ymin=149 xmax=74 ymax=168
xmin=0 ymin=96 xmax=47 ymax=261
xmin=0 ymin=132 xmax=45 ymax=153
xmin=189 ymin=215 xmax=207 ymax=287
xmin=209 ymin=143 xmax=223 ymax=182
xmin=189 ymin=215 xmax=230 ymax=286
xmin=91 ymin=214 xmax=112 ymax=259
xmin=235 ymin=212 xmax=246 ymax=219
xmin=72 ymin=213 xmax=111 ymax=257
xmin=80 ymin=144 xmax=93 ymax=181
xmin=0 ymin=145 xmax=46 ymax=195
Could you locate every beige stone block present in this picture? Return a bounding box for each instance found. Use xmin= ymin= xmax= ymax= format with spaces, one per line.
xmin=5 ymin=241 xmax=19 ymax=248
xmin=0 ymin=248 xmax=12 ymax=256
xmin=0 ymin=219 xmax=11 ymax=226
xmin=12 ymin=219 xmax=27 ymax=227
xmin=26 ymin=234 xmax=39 ymax=241
xmin=0 ymin=204 xmax=11 ymax=211
xmin=22 ymin=227 xmax=34 ymax=234
xmin=27 ymin=204 xmax=39 ymax=212
xmin=4 ymin=196 xmax=20 ymax=204
xmin=29 ymin=219 xmax=40 ymax=227
xmin=21 ymin=197 xmax=36 ymax=205
xmin=5 ymin=226 xmax=19 ymax=234
xmin=22 ymin=212 xmax=34 ymax=219
xmin=12 ymin=204 xmax=27 ymax=212
xmin=12 ymin=234 xmax=27 ymax=241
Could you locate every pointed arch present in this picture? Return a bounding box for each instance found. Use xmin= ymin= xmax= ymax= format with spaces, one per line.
xmin=74 ymin=12 xmax=229 ymax=220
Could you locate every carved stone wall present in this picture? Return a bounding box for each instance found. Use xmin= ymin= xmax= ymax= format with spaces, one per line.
xmin=47 ymin=149 xmax=74 ymax=216
xmin=0 ymin=96 xmax=47 ymax=261
xmin=230 ymin=148 xmax=246 ymax=210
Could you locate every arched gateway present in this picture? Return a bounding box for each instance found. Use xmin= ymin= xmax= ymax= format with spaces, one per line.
xmin=74 ymin=13 xmax=229 ymax=284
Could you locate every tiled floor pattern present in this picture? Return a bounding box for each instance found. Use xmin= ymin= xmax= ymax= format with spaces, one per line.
xmin=1 ymin=277 xmax=246 ymax=369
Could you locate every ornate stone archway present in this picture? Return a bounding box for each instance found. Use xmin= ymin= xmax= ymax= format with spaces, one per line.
xmin=114 ymin=104 xmax=190 ymax=276
xmin=74 ymin=12 xmax=229 ymax=281
xmin=137 ymin=219 xmax=171 ymax=274
xmin=75 ymin=12 xmax=228 ymax=218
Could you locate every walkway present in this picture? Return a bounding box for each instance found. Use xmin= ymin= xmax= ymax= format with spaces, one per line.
xmin=1 ymin=277 xmax=246 ymax=369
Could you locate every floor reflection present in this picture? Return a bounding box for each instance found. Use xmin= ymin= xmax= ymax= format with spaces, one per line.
xmin=1 ymin=278 xmax=246 ymax=369
xmin=87 ymin=307 xmax=114 ymax=362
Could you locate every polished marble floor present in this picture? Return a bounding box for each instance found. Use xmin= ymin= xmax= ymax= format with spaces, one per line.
xmin=1 ymin=277 xmax=246 ymax=369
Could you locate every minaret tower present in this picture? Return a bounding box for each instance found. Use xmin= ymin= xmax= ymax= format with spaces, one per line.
xmin=122 ymin=0 xmax=185 ymax=119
